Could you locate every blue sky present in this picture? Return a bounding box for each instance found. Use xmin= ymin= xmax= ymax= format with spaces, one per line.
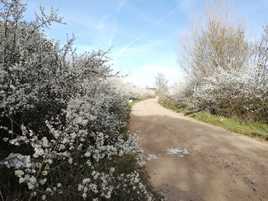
xmin=25 ymin=0 xmax=268 ymax=87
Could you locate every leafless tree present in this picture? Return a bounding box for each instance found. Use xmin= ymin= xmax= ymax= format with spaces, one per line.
xmin=253 ymin=26 xmax=268 ymax=86
xmin=155 ymin=73 xmax=168 ymax=97
xmin=184 ymin=18 xmax=248 ymax=84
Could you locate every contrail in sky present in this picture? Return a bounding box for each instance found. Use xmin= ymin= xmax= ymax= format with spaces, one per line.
xmin=115 ymin=3 xmax=180 ymax=57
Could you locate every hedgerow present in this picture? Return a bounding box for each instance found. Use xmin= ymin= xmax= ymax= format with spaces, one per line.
xmin=0 ymin=1 xmax=162 ymax=200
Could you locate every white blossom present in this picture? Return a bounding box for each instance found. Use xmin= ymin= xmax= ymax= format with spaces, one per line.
xmin=0 ymin=1 xmax=160 ymax=200
xmin=41 ymin=194 xmax=46 ymax=200
xmin=14 ymin=170 xmax=24 ymax=177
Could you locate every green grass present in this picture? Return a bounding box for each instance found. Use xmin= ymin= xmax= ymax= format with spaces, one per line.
xmin=190 ymin=112 xmax=268 ymax=140
xmin=160 ymin=98 xmax=268 ymax=140
xmin=121 ymin=98 xmax=143 ymax=138
xmin=159 ymin=97 xmax=190 ymax=113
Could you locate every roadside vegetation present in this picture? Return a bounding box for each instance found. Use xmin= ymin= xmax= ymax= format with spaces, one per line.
xmin=0 ymin=1 xmax=163 ymax=201
xmin=160 ymin=97 xmax=268 ymax=140
xmin=157 ymin=14 xmax=268 ymax=140
xmin=127 ymin=84 xmax=155 ymax=109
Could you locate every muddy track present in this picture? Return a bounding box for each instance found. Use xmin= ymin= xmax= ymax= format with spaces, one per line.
xmin=129 ymin=98 xmax=268 ymax=201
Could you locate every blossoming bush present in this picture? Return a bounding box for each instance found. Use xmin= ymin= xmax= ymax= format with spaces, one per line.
xmin=190 ymin=26 xmax=268 ymax=122
xmin=0 ymin=1 xmax=162 ymax=200
xmin=192 ymin=67 xmax=268 ymax=122
xmin=173 ymin=22 xmax=268 ymax=123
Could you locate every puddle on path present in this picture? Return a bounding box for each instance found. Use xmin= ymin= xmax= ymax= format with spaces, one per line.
xmin=146 ymin=154 xmax=159 ymax=161
xmin=145 ymin=147 xmax=190 ymax=161
xmin=166 ymin=147 xmax=190 ymax=158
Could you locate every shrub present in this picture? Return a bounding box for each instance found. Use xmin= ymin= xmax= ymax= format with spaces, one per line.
xmin=0 ymin=1 xmax=162 ymax=200
xmin=192 ymin=68 xmax=268 ymax=122
xmin=177 ymin=16 xmax=268 ymax=123
xmin=182 ymin=18 xmax=248 ymax=85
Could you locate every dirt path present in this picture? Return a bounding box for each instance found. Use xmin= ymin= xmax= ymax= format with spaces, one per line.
xmin=129 ymin=98 xmax=268 ymax=201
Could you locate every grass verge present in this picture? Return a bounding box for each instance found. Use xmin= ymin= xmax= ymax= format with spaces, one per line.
xmin=159 ymin=97 xmax=268 ymax=140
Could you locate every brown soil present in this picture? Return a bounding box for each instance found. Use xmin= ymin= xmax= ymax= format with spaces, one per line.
xmin=129 ymin=98 xmax=268 ymax=201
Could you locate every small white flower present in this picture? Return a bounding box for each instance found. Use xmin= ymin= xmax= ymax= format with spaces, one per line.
xmin=86 ymin=160 xmax=92 ymax=167
xmin=29 ymin=176 xmax=37 ymax=184
xmin=119 ymin=150 xmax=123 ymax=156
xmin=47 ymin=159 xmax=53 ymax=164
xmin=42 ymin=137 xmax=49 ymax=147
xmin=40 ymin=178 xmax=47 ymax=185
xmin=19 ymin=177 xmax=25 ymax=183
xmin=109 ymin=167 xmax=115 ymax=174
xmin=14 ymin=170 xmax=24 ymax=177
xmin=82 ymin=193 xmax=87 ymax=199
xmin=59 ymin=144 xmax=65 ymax=150
xmin=82 ymin=178 xmax=90 ymax=184
xmin=2 ymin=137 xmax=8 ymax=142
xmin=41 ymin=194 xmax=46 ymax=200
xmin=105 ymin=191 xmax=111 ymax=199
xmin=84 ymin=151 xmax=91 ymax=157
xmin=46 ymin=187 xmax=52 ymax=193
xmin=33 ymin=147 xmax=44 ymax=158
xmin=78 ymin=184 xmax=83 ymax=191
xmin=68 ymin=158 xmax=73 ymax=164
xmin=41 ymin=171 xmax=48 ymax=176
xmin=27 ymin=182 xmax=34 ymax=190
